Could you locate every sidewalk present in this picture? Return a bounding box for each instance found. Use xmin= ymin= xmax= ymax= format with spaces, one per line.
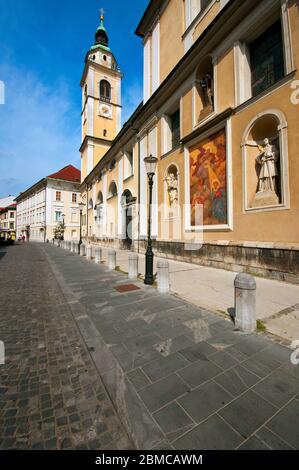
xmin=89 ymin=244 xmax=299 ymax=343
xmin=43 ymin=244 xmax=299 ymax=450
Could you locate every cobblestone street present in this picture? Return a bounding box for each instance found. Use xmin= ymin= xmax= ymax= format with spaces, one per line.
xmin=0 ymin=243 xmax=133 ymax=450
xmin=1 ymin=242 xmax=299 ymax=451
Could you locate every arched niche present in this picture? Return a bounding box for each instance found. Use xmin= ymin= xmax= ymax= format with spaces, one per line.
xmin=242 ymin=110 xmax=289 ymax=211
xmin=121 ymin=190 xmax=135 ymax=245
xmin=97 ymin=191 xmax=103 ymax=205
xmin=164 ymin=164 xmax=179 ymax=208
xmin=88 ymin=198 xmax=93 ymax=210
xmin=194 ymin=56 xmax=214 ymax=124
xmin=95 ymin=191 xmax=104 ymax=222
xmin=107 ymin=181 xmax=117 ymax=198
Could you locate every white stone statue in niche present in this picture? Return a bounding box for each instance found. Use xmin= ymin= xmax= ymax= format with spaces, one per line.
xmin=166 ymin=173 xmax=178 ymax=208
xmin=252 ymin=138 xmax=280 ymax=207
xmin=199 ymin=73 xmax=214 ymax=109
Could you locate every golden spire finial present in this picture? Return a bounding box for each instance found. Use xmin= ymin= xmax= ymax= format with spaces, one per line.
xmin=100 ymin=7 xmax=105 ymax=21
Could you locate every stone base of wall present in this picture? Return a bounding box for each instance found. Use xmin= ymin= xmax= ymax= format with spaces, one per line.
xmin=85 ymin=236 xmax=133 ymax=251
xmin=137 ymin=240 xmax=299 ymax=285
xmin=85 ymin=237 xmax=299 ymax=285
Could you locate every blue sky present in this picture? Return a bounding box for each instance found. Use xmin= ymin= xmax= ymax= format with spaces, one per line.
xmin=0 ymin=0 xmax=149 ymax=198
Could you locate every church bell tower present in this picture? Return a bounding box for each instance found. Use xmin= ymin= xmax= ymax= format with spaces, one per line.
xmin=80 ymin=10 xmax=123 ymax=182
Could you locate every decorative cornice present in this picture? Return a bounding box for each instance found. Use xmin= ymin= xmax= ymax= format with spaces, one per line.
xmin=79 ymin=135 xmax=113 ymax=153
xmin=181 ymin=108 xmax=233 ymax=145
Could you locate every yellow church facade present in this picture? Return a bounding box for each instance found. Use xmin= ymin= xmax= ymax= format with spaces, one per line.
xmin=80 ymin=0 xmax=299 ymax=283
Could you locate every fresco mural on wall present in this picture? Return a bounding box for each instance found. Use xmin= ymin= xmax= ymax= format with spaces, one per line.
xmin=190 ymin=129 xmax=227 ymax=226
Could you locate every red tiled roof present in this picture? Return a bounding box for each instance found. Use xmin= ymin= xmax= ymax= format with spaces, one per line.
xmin=0 ymin=204 xmax=16 ymax=212
xmin=47 ymin=165 xmax=81 ymax=183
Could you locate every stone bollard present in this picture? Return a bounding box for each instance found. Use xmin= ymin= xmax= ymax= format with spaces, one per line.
xmin=86 ymin=245 xmax=92 ymax=260
xmin=157 ymin=259 xmax=170 ymax=293
xmin=234 ymin=273 xmax=256 ymax=333
xmin=108 ymin=249 xmax=116 ymax=270
xmin=128 ymin=253 xmax=138 ymax=279
xmin=80 ymin=244 xmax=86 ymax=257
xmin=94 ymin=247 xmax=102 ymax=264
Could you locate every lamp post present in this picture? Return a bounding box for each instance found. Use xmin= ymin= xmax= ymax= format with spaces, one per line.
xmin=78 ymin=202 xmax=84 ymax=251
xmin=144 ymin=155 xmax=158 ymax=285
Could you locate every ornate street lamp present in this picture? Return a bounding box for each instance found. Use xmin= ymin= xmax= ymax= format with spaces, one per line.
xmin=144 ymin=154 xmax=158 ymax=285
xmin=78 ymin=202 xmax=85 ymax=250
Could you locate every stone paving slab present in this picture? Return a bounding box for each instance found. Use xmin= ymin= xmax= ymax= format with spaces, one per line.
xmin=0 ymin=244 xmax=133 ymax=450
xmin=40 ymin=243 xmax=299 ymax=450
xmin=92 ymin=245 xmax=299 ymax=324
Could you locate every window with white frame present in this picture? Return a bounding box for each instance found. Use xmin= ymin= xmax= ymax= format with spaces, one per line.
xmin=72 ymin=193 xmax=77 ymax=203
xmin=185 ymin=0 xmax=213 ymax=29
xmin=55 ymin=191 xmax=61 ymax=202
xmin=250 ymin=21 xmax=284 ymax=97
xmin=143 ymin=21 xmax=160 ymax=103
xmin=55 ymin=211 xmax=62 ymax=222
xmin=162 ymin=106 xmax=181 ymax=155
xmin=235 ymin=19 xmax=286 ymax=106
xmin=124 ymin=150 xmax=133 ymax=179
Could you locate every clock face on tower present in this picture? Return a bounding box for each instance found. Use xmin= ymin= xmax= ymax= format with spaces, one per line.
xmin=99 ymin=103 xmax=112 ymax=119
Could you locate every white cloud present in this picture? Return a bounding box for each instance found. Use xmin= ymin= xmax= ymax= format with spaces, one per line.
xmin=0 ymin=63 xmax=80 ymax=197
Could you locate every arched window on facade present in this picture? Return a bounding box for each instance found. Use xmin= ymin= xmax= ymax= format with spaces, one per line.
xmin=241 ymin=110 xmax=289 ymax=211
xmin=100 ymin=80 xmax=111 ymax=103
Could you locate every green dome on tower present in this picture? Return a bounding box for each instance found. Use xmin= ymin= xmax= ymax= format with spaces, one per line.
xmin=91 ymin=10 xmax=111 ymax=52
